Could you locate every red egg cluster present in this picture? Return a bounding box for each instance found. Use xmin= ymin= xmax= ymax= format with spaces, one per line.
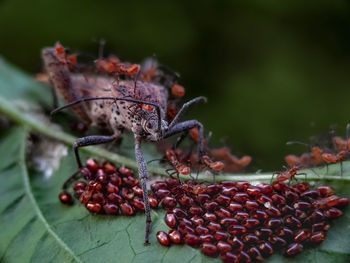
xmin=59 ymin=158 xmax=158 ymax=215
xmin=153 ymin=179 xmax=348 ymax=262
xmin=58 ymin=158 xmax=349 ymax=261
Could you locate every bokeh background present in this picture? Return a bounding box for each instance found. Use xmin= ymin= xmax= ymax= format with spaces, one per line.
xmin=1 ymin=0 xmax=350 ymax=171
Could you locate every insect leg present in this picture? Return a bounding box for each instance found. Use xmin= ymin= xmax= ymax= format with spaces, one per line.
xmin=164 ymin=120 xmax=204 ymax=157
xmin=49 ymin=82 xmax=59 ymax=109
xmin=165 ymin=169 xmax=172 ymax=176
xmin=165 ymin=168 xmax=175 ymax=177
xmin=195 ymin=169 xmax=200 ymax=181
xmin=168 ymin=96 xmax=207 ymax=130
xmin=134 ymin=135 xmax=152 ymax=245
xmin=340 ymin=161 xmax=343 ymax=177
xmin=297 ymin=172 xmax=307 ymax=177
xmin=98 ymin=38 xmax=106 ymax=59
xmin=212 ymin=171 xmax=216 ymax=183
xmin=270 ymin=172 xmax=278 ymax=184
xmin=169 ymin=171 xmax=178 ymax=179
xmin=308 ymin=167 xmax=319 ymax=177
xmin=173 ymin=131 xmax=189 ymax=150
xmin=147 ymin=158 xmax=164 ymax=165
xmin=74 ymin=134 xmax=118 ymax=168
xmin=62 ymin=170 xmax=81 ymax=190
xmin=103 ymin=128 xmax=124 ymax=151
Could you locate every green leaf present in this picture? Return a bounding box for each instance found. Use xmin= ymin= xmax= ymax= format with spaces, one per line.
xmin=0 ymin=127 xmax=204 ymax=263
xmin=0 ymin=56 xmax=51 ymax=105
xmin=0 ymin=58 xmax=350 ymax=262
xmin=0 ymin=127 xmax=81 ymax=262
xmin=1 ymin=126 xmax=350 ymax=263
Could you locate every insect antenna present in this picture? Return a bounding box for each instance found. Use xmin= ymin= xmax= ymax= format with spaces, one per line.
xmin=286 ymin=141 xmax=310 ymax=148
xmin=157 ymin=64 xmax=180 ymax=81
xmin=133 ymin=71 xmax=141 ymax=94
xmin=346 ymin=123 xmax=350 ymax=151
xmin=308 ymin=167 xmax=319 ymax=177
xmin=62 ymin=170 xmax=81 ymax=190
xmin=98 ymin=39 xmax=106 ymax=59
xmin=147 ymin=158 xmax=164 ymax=164
xmin=51 ymin=96 xmax=162 ymax=131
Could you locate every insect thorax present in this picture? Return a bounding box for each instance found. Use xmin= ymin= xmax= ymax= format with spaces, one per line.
xmin=87 ymin=80 xmax=168 ymax=139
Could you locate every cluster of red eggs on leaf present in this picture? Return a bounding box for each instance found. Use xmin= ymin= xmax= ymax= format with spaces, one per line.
xmin=152 ymin=178 xmax=348 ymax=262
xmin=59 ymin=158 xmax=158 ymax=215
xmin=59 ymin=158 xmax=349 ymax=262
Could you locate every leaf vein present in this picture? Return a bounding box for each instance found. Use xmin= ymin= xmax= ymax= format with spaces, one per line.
xmin=20 ymin=129 xmax=83 ymax=263
xmin=125 ymin=221 xmax=136 ymax=256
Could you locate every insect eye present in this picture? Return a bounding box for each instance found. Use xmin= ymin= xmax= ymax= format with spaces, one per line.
xmin=147 ymin=123 xmax=152 ymax=129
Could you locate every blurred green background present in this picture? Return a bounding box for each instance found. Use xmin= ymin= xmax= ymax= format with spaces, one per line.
xmin=1 ymin=0 xmax=350 ymax=171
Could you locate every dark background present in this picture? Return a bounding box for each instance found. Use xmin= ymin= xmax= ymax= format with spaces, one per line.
xmin=1 ymin=0 xmax=350 ymax=171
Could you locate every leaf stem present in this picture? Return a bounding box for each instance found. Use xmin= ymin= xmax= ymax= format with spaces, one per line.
xmin=1 ymin=95 xmax=350 ymax=182
xmin=0 ymin=96 xmax=164 ymax=174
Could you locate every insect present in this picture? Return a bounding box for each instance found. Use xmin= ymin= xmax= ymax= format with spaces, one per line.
xmin=140 ymin=57 xmax=158 ymax=83
xmin=209 ymin=147 xmax=252 ymax=173
xmin=271 ymin=165 xmax=305 ymax=184
xmin=166 ymin=102 xmax=178 ymax=121
xmin=285 ymin=141 xmax=326 ymax=168
xmin=321 ymin=124 xmax=350 ymax=176
xmin=165 ymin=149 xmax=191 ymax=178
xmin=170 ymin=130 xmax=225 ymax=174
xmin=190 ymin=127 xmax=200 ymax=142
xmin=95 ymin=57 xmax=140 ymax=76
xmin=55 ymin=42 xmax=78 ymax=69
xmin=201 ymin=155 xmax=225 ymax=172
xmin=42 ymin=43 xmax=207 ymax=244
xmin=171 ymin=84 xmax=185 ymax=98
xmin=285 ymin=153 xmax=308 ymax=167
xmin=332 ymin=136 xmax=350 ymax=152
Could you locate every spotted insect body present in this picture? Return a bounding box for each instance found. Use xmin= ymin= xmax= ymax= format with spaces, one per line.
xmin=42 ymin=44 xmax=206 ymax=244
xmin=43 ymin=52 xmax=168 ymax=140
xmin=83 ymin=79 xmax=169 ymax=141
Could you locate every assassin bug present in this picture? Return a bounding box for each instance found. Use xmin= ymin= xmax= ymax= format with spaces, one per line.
xmin=271 ymin=165 xmax=306 ymax=184
xmin=147 ymin=142 xmax=191 ymax=179
xmin=332 ymin=136 xmax=350 ymax=152
xmin=55 ymin=42 xmax=78 ymax=69
xmin=42 ymin=44 xmax=207 ymax=244
xmin=321 ymin=124 xmax=350 ymax=176
xmin=201 ymin=155 xmax=225 ymax=172
xmin=285 ymin=141 xmax=326 ymax=168
xmin=165 ymin=149 xmax=191 ymax=178
xmin=140 ymin=56 xmax=158 ymax=83
xmin=171 ymin=84 xmax=185 ymax=98
xmin=209 ymin=147 xmax=252 ymax=173
xmin=95 ymin=53 xmax=140 ymax=76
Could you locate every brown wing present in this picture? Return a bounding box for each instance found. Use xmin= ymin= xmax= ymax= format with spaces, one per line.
xmin=42 ymin=48 xmax=92 ymax=124
xmin=71 ymin=74 xmax=114 ymax=98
